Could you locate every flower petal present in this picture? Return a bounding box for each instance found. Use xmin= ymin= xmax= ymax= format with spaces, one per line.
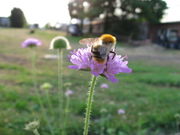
xmin=90 ymin=60 xmax=106 ymax=76
xmin=68 ymin=65 xmax=79 ymax=69
xmin=104 ymin=72 xmax=119 ymax=83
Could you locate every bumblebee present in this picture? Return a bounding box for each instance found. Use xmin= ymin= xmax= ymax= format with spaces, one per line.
xmin=79 ymin=34 xmax=116 ymax=64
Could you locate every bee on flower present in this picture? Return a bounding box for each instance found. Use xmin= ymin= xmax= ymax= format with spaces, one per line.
xmin=68 ymin=34 xmax=132 ymax=83
xmin=79 ymin=34 xmax=116 ymax=64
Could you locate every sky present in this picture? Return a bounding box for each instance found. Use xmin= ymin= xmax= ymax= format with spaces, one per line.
xmin=0 ymin=0 xmax=180 ymax=27
xmin=0 ymin=0 xmax=71 ymax=27
xmin=161 ymin=0 xmax=180 ymax=22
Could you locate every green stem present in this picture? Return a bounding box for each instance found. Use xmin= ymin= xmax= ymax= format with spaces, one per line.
xmin=33 ymin=129 xmax=40 ymax=135
xmin=176 ymin=121 xmax=180 ymax=132
xmin=100 ymin=117 xmax=104 ymax=135
xmin=31 ymin=49 xmax=54 ymax=135
xmin=57 ymin=49 xmax=64 ymax=131
xmin=45 ymin=90 xmax=54 ymax=116
xmin=62 ymin=96 xmax=70 ymax=135
xmin=100 ymin=126 xmax=104 ymax=135
xmin=83 ymin=75 xmax=97 ymax=135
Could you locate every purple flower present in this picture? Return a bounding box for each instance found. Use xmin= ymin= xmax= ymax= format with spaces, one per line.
xmin=103 ymin=54 xmax=132 ymax=82
xmin=22 ymin=38 xmax=42 ymax=48
xmin=65 ymin=89 xmax=74 ymax=97
xmin=100 ymin=83 xmax=109 ymax=89
xmin=68 ymin=47 xmax=132 ymax=83
xmin=117 ymin=109 xmax=125 ymax=115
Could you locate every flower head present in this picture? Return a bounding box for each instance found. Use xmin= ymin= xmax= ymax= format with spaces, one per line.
xmin=117 ymin=109 xmax=125 ymax=115
xmin=22 ymin=38 xmax=42 ymax=48
xmin=65 ymin=89 xmax=74 ymax=97
xmin=24 ymin=120 xmax=40 ymax=131
xmin=100 ymin=108 xmax=108 ymax=113
xmin=40 ymin=82 xmax=53 ymax=90
xmin=68 ymin=47 xmax=132 ymax=83
xmin=175 ymin=113 xmax=180 ymax=120
xmin=64 ymin=82 xmax=72 ymax=87
xmin=100 ymin=83 xmax=109 ymax=89
xmin=50 ymin=36 xmax=71 ymax=50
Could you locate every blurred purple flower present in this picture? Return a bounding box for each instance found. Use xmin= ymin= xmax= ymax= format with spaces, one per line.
xmin=100 ymin=83 xmax=109 ymax=89
xmin=65 ymin=89 xmax=74 ymax=97
xmin=22 ymin=38 xmax=42 ymax=48
xmin=68 ymin=47 xmax=132 ymax=83
xmin=117 ymin=109 xmax=125 ymax=115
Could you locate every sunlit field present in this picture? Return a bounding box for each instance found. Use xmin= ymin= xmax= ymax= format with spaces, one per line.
xmin=0 ymin=28 xmax=180 ymax=135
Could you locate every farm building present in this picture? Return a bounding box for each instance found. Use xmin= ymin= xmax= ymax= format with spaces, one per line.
xmin=149 ymin=21 xmax=180 ymax=49
xmin=0 ymin=17 xmax=10 ymax=27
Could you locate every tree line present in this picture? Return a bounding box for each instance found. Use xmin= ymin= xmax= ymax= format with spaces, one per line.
xmin=68 ymin=0 xmax=167 ymax=39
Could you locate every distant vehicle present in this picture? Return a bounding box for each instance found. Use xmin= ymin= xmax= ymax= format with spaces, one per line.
xmin=156 ymin=29 xmax=180 ymax=49
xmin=68 ymin=24 xmax=82 ymax=36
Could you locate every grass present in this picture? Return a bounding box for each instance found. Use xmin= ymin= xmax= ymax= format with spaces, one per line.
xmin=0 ymin=28 xmax=180 ymax=135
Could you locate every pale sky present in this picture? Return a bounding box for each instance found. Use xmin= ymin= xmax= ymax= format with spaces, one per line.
xmin=161 ymin=0 xmax=180 ymax=22
xmin=0 ymin=0 xmax=180 ymax=27
xmin=0 ymin=0 xmax=71 ymax=27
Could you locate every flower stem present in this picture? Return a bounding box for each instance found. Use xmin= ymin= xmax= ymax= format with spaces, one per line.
xmin=62 ymin=96 xmax=70 ymax=135
xmin=33 ymin=129 xmax=40 ymax=135
xmin=45 ymin=90 xmax=54 ymax=116
xmin=31 ymin=49 xmax=54 ymax=135
xmin=57 ymin=49 xmax=64 ymax=130
xmin=83 ymin=75 xmax=97 ymax=135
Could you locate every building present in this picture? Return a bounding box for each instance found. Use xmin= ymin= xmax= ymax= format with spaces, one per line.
xmin=0 ymin=17 xmax=10 ymax=27
xmin=91 ymin=18 xmax=104 ymax=34
xmin=149 ymin=21 xmax=180 ymax=49
xmin=149 ymin=21 xmax=180 ymax=41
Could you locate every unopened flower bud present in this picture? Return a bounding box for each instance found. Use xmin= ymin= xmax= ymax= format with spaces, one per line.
xmin=24 ymin=120 xmax=40 ymax=131
xmin=50 ymin=36 xmax=71 ymax=50
xmin=40 ymin=82 xmax=53 ymax=90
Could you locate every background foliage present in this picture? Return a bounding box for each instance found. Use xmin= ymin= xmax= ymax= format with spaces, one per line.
xmin=9 ymin=8 xmax=27 ymax=28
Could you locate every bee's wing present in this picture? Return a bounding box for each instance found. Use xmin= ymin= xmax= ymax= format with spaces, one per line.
xmin=111 ymin=44 xmax=116 ymax=51
xmin=79 ymin=38 xmax=99 ymax=47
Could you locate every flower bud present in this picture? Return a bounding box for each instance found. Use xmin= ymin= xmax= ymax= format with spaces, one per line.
xmin=50 ymin=36 xmax=71 ymax=50
xmin=40 ymin=82 xmax=53 ymax=90
xmin=24 ymin=120 xmax=40 ymax=131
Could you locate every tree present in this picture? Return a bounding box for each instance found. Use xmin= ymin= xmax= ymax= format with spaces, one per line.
xmin=68 ymin=0 xmax=117 ymax=33
xmin=87 ymin=0 xmax=117 ymax=33
xmin=10 ymin=8 xmax=27 ymax=28
xmin=119 ymin=0 xmax=167 ymax=23
xmin=68 ymin=0 xmax=167 ymax=35
xmin=68 ymin=0 xmax=85 ymax=30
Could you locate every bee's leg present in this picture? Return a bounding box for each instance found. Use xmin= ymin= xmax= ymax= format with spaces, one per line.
xmin=107 ymin=55 xmax=110 ymax=62
xmin=105 ymin=55 xmax=109 ymax=67
xmin=110 ymin=51 xmax=116 ymax=59
xmin=90 ymin=47 xmax=93 ymax=60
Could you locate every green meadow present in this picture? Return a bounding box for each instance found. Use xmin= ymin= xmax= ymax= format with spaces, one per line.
xmin=0 ymin=28 xmax=180 ymax=135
